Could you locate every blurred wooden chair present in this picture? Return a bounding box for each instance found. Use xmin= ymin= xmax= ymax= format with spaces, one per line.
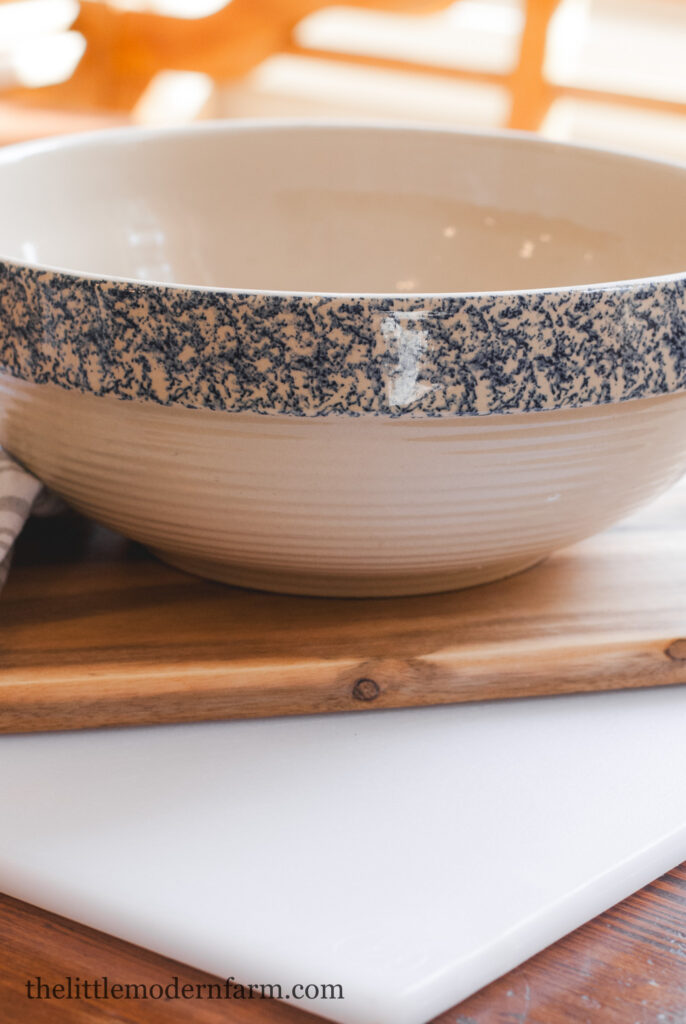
xmin=2 ymin=0 xmax=455 ymax=116
xmin=1 ymin=0 xmax=685 ymax=142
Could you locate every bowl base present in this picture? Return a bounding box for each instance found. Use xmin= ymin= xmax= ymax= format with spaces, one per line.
xmin=149 ymin=549 xmax=545 ymax=598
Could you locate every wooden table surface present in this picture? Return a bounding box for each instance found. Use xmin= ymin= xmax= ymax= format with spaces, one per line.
xmin=2 ymin=511 xmax=686 ymax=1023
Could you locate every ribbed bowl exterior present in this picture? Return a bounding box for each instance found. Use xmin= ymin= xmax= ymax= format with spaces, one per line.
xmin=2 ymin=376 xmax=686 ymax=596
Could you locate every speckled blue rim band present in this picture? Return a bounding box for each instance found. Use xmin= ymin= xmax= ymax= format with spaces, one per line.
xmin=1 ymin=261 xmax=685 ymax=418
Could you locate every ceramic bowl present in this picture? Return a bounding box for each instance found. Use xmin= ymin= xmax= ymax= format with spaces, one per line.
xmin=0 ymin=121 xmax=685 ymax=597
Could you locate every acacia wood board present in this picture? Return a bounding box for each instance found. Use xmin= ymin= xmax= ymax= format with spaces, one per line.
xmin=1 ymin=482 xmax=686 ymax=733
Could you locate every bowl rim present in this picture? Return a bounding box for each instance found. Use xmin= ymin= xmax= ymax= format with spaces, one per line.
xmin=0 ymin=117 xmax=684 ymax=301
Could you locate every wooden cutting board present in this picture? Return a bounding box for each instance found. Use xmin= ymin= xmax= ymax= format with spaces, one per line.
xmin=1 ymin=481 xmax=686 ymax=733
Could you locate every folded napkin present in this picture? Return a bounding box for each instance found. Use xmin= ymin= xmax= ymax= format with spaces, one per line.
xmin=0 ymin=449 xmax=44 ymax=591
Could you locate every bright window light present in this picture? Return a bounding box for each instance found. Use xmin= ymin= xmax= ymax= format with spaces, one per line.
xmin=134 ymin=70 xmax=215 ymax=124
xmin=106 ymin=0 xmax=231 ymax=16
xmin=9 ymin=30 xmax=85 ymax=88
xmin=295 ymin=0 xmax=524 ymax=75
xmin=0 ymin=0 xmax=78 ymax=46
xmin=546 ymin=0 xmax=686 ymax=103
xmin=233 ymin=54 xmax=509 ymax=126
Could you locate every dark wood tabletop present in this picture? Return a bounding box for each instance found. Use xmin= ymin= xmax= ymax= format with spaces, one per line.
xmin=2 ymin=865 xmax=686 ymax=1024
xmin=2 ymin=512 xmax=686 ymax=1023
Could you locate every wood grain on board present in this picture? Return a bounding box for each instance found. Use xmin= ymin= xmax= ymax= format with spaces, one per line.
xmin=1 ymin=481 xmax=685 ymax=733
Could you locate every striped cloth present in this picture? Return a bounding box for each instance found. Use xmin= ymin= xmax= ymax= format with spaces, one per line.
xmin=0 ymin=449 xmax=44 ymax=591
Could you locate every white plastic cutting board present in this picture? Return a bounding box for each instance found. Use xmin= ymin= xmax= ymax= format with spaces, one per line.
xmin=2 ymin=686 xmax=686 ymax=1024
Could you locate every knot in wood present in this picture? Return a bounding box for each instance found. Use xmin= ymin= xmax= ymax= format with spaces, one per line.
xmin=352 ymin=678 xmax=380 ymax=702
xmin=666 ymin=639 xmax=686 ymax=661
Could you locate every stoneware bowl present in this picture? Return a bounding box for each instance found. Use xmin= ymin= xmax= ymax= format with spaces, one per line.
xmin=0 ymin=121 xmax=685 ymax=596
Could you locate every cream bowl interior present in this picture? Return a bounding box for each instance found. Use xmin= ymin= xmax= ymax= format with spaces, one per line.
xmin=1 ymin=122 xmax=686 ymax=293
